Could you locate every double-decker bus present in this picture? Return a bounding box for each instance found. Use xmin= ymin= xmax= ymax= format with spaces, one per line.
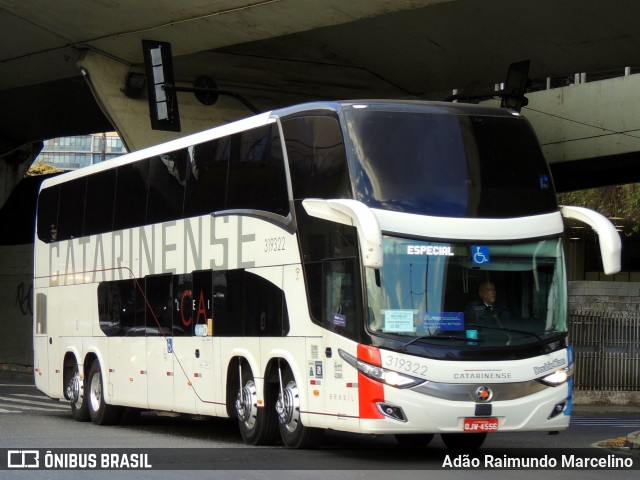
xmin=33 ymin=100 xmax=621 ymax=449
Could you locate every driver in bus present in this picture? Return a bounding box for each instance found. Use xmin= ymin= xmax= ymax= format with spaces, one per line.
xmin=465 ymin=280 xmax=510 ymax=327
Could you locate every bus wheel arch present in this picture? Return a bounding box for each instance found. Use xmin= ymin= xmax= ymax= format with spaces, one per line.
xmin=63 ymin=352 xmax=89 ymax=422
xmin=228 ymin=357 xmax=279 ymax=445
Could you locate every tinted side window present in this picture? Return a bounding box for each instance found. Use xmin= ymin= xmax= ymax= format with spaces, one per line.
xmin=85 ymin=169 xmax=116 ymax=236
xmin=98 ymin=279 xmax=144 ymax=336
xmin=146 ymin=149 xmax=188 ymax=225
xmin=213 ymin=270 xmax=241 ymax=336
xmin=113 ymin=160 xmax=150 ymax=231
xmin=37 ymin=186 xmax=60 ymax=243
xmin=226 ymin=125 xmax=289 ymax=215
xmin=192 ymin=270 xmax=213 ymax=329
xmin=283 ymin=116 xmax=351 ymax=200
xmin=173 ymin=273 xmax=193 ymax=337
xmin=243 ymin=270 xmax=289 ymax=336
xmin=57 ymin=178 xmax=87 ymax=240
xmin=97 ymin=269 xmax=289 ymax=337
xmin=213 ymin=269 xmax=289 ymax=337
xmin=145 ymin=274 xmax=173 ymax=336
xmin=295 ymin=201 xmax=362 ymax=342
xmin=184 ymin=138 xmax=229 ymax=217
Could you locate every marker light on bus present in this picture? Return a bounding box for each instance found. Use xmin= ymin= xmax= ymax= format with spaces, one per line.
xmin=538 ymin=366 xmax=574 ymax=386
xmin=338 ymin=348 xmax=425 ymax=389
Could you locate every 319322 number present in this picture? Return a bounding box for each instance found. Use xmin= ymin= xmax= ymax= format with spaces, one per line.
xmin=264 ymin=237 xmax=285 ymax=252
xmin=384 ymin=355 xmax=429 ymax=376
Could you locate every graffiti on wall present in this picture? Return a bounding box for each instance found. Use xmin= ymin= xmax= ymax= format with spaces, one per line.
xmin=15 ymin=281 xmax=32 ymax=316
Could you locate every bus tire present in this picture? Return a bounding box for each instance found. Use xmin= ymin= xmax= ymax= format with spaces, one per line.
xmin=67 ymin=363 xmax=90 ymax=422
xmin=87 ymin=360 xmax=122 ymax=425
xmin=441 ymin=432 xmax=487 ymax=451
xmin=235 ymin=363 xmax=279 ymax=445
xmin=275 ymin=367 xmax=323 ymax=448
xmin=394 ymin=433 xmax=435 ymax=447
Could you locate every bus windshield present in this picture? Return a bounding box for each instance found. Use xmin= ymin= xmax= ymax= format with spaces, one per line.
xmin=366 ymin=236 xmax=567 ymax=351
xmin=343 ymin=105 xmax=557 ymax=218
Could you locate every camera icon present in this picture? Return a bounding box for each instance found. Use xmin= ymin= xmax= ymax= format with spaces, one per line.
xmin=7 ymin=450 xmax=40 ymax=468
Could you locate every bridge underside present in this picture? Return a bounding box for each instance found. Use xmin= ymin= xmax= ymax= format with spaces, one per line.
xmin=2 ymin=0 xmax=640 ymax=205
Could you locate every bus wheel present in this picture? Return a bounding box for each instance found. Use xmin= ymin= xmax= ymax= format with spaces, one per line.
xmin=235 ymin=363 xmax=278 ymax=445
xmin=394 ymin=433 xmax=435 ymax=447
xmin=66 ymin=363 xmax=89 ymax=422
xmin=441 ymin=432 xmax=487 ymax=451
xmin=87 ymin=360 xmax=122 ymax=425
xmin=275 ymin=368 xmax=323 ymax=448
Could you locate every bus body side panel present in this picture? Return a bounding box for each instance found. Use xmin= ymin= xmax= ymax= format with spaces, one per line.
xmin=193 ymin=336 xmax=224 ymax=417
xmin=43 ymin=286 xmax=63 ymax=399
xmin=172 ymin=336 xmax=197 ymax=414
xmin=147 ymin=336 xmax=175 ymax=411
xmin=316 ymin=335 xmax=362 ymax=432
xmin=219 ymin=337 xmax=261 ymax=405
xmin=107 ymin=337 xmax=148 ymax=409
xmin=33 ymin=286 xmax=50 ymax=396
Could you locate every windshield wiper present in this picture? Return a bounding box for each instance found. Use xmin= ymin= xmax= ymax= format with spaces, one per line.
xmin=468 ymin=323 xmax=553 ymax=354
xmin=399 ymin=334 xmax=485 ymax=352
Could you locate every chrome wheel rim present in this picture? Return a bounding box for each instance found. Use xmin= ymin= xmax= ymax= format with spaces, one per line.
xmin=66 ymin=368 xmax=82 ymax=407
xmin=276 ymin=380 xmax=300 ymax=433
xmin=236 ymin=379 xmax=258 ymax=430
xmin=89 ymin=372 xmax=102 ymax=412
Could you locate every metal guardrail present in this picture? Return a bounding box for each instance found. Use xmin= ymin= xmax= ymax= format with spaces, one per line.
xmin=569 ymin=311 xmax=640 ymax=391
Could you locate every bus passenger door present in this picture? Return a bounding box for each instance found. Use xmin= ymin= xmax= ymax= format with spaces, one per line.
xmin=145 ymin=275 xmax=175 ymax=412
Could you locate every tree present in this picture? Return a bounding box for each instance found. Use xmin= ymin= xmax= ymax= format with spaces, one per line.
xmin=558 ymin=184 xmax=640 ymax=234
xmin=26 ymin=160 xmax=63 ymax=177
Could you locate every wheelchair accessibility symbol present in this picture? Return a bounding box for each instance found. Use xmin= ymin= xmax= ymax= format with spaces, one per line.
xmin=472 ymin=246 xmax=490 ymax=264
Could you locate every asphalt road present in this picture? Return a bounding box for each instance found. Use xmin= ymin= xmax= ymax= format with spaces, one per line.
xmin=1 ymin=368 xmax=639 ymax=479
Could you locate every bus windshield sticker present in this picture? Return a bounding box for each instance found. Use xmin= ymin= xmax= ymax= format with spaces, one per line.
xmin=406 ymin=245 xmax=455 ymax=256
xmin=383 ymin=310 xmax=415 ymax=332
xmin=539 ymin=173 xmax=550 ymax=190
xmin=472 ymin=246 xmax=490 ymax=264
xmin=420 ymin=312 xmax=465 ymax=332
xmin=332 ymin=313 xmax=346 ymax=327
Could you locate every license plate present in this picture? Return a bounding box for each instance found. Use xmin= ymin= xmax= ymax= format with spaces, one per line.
xmin=463 ymin=417 xmax=499 ymax=432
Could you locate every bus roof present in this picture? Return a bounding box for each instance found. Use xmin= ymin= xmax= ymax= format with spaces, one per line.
xmin=39 ymin=100 xmax=521 ymax=190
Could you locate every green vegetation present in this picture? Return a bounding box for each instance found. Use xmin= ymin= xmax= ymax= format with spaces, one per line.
xmin=26 ymin=160 xmax=63 ymax=177
xmin=558 ymin=184 xmax=640 ymax=234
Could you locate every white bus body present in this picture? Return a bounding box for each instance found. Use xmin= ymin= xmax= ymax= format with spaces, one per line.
xmin=33 ymin=100 xmax=621 ymax=449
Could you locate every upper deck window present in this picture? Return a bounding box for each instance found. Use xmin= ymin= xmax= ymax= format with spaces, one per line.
xmin=344 ymin=107 xmax=557 ymax=218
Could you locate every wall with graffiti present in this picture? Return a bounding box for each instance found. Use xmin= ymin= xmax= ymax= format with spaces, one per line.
xmin=0 ymin=244 xmax=33 ymax=367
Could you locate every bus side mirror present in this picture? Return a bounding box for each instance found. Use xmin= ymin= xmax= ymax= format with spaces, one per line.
xmin=302 ymin=199 xmax=383 ymax=269
xmin=560 ymin=205 xmax=622 ymax=275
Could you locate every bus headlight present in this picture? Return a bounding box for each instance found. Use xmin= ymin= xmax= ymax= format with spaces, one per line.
xmin=338 ymin=348 xmax=425 ymax=389
xmin=538 ymin=365 xmax=573 ymax=386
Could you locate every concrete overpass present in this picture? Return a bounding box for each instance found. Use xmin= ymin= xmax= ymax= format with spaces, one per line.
xmin=3 ymin=0 xmax=640 ymax=201
xmin=2 ymin=0 xmax=640 ymax=368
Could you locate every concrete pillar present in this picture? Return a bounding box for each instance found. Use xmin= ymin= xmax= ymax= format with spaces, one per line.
xmin=0 ymin=142 xmax=42 ymax=208
xmin=76 ymin=51 xmax=252 ymax=152
xmin=0 ymin=244 xmax=34 ymax=367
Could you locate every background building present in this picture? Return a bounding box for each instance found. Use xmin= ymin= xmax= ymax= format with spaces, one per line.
xmin=35 ymin=132 xmax=126 ymax=169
